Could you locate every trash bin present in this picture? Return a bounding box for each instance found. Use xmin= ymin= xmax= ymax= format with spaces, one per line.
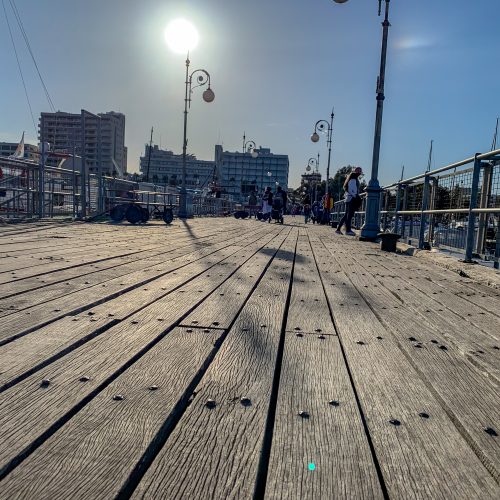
xmin=378 ymin=232 xmax=401 ymax=252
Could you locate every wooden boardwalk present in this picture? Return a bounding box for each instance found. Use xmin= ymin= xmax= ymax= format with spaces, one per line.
xmin=0 ymin=218 xmax=498 ymax=499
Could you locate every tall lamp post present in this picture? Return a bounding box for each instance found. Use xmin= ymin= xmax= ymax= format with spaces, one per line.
xmin=165 ymin=19 xmax=215 ymax=219
xmin=334 ymin=0 xmax=392 ymax=239
xmin=242 ymin=135 xmax=258 ymax=201
xmin=179 ymin=58 xmax=214 ymax=218
xmin=311 ymin=109 xmax=334 ymax=214
xmin=307 ymin=157 xmax=319 ymax=202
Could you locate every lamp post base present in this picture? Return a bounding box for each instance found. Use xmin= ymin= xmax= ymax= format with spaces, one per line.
xmin=359 ymin=181 xmax=382 ymax=241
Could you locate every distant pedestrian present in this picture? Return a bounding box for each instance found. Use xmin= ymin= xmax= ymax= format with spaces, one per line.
xmin=336 ymin=167 xmax=363 ymax=236
xmin=303 ymin=193 xmax=311 ymax=224
xmin=275 ymin=186 xmax=287 ymax=214
xmin=262 ymin=187 xmax=273 ymax=222
xmin=248 ymin=190 xmax=258 ymax=218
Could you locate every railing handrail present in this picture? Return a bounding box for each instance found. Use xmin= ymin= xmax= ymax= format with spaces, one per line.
xmin=383 ymin=148 xmax=500 ymax=189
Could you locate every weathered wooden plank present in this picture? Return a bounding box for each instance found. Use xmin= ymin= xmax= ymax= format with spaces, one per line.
xmin=323 ymin=238 xmax=500 ymax=481
xmin=0 ymin=224 xmax=245 ymax=298
xmin=321 ymin=239 xmax=500 ymax=378
xmin=0 ymin=226 xmax=249 ymax=311
xmin=131 ymin=230 xmax=298 ymax=499
xmin=308 ymin=234 xmax=499 ymax=499
xmin=0 ymin=231 xmax=288 ymax=497
xmin=361 ymin=251 xmax=500 ymax=342
xmin=0 ymin=220 xmax=242 ymax=283
xmin=264 ymin=236 xmax=382 ymax=499
xmin=0 ymin=230 xmax=282 ymax=475
xmin=0 ymin=226 xmax=271 ymax=345
xmin=0 ymin=230 xmax=278 ymax=390
xmin=0 ymin=327 xmax=224 ymax=500
xmin=265 ymin=333 xmax=383 ymax=500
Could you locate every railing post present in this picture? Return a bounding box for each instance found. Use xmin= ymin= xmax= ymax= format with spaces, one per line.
xmin=418 ymin=175 xmax=430 ymax=249
xmin=494 ymin=215 xmax=500 ymax=270
xmin=383 ymin=190 xmax=389 ymax=231
xmin=475 ymin=163 xmax=492 ymax=255
xmin=428 ymin=177 xmax=438 ymax=244
xmin=464 ymin=154 xmax=482 ymax=262
xmin=394 ymin=183 xmax=401 ymax=234
xmin=401 ymin=184 xmax=407 ymax=238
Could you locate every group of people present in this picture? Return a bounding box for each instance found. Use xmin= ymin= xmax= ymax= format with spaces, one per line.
xmin=245 ymin=165 xmax=363 ymax=233
xmin=248 ymin=186 xmax=288 ymax=219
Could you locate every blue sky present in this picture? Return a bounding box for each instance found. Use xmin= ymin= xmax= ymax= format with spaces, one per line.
xmin=1 ymin=0 xmax=499 ymax=187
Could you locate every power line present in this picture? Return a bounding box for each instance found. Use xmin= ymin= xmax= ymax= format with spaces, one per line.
xmin=2 ymin=0 xmax=37 ymax=135
xmin=8 ymin=0 xmax=55 ymax=112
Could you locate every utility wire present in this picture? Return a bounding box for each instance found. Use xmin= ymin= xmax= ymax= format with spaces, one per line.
xmin=8 ymin=0 xmax=55 ymax=112
xmin=2 ymin=0 xmax=37 ymax=135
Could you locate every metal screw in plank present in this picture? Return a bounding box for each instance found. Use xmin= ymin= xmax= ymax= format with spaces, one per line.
xmin=356 ymin=341 xmax=365 ymax=345
xmin=408 ymin=337 xmax=417 ymax=342
xmin=149 ymin=385 xmax=159 ymax=391
xmin=79 ymin=376 xmax=90 ymax=382
xmin=261 ymin=324 xmax=267 ymax=328
xmin=131 ymin=320 xmax=138 ymax=324
xmin=439 ymin=345 xmax=448 ymax=351
xmin=389 ymin=419 xmax=401 ymax=426
xmin=205 ymin=399 xmax=216 ymax=409
xmin=430 ymin=340 xmax=438 ymax=344
xmin=240 ymin=397 xmax=251 ymax=406
xmin=296 ymin=333 xmax=303 ymax=337
xmin=113 ymin=395 xmax=124 ymax=401
xmin=376 ymin=336 xmax=383 ymax=340
xmin=419 ymin=412 xmax=430 ymax=419
xmin=328 ymin=400 xmax=340 ymax=407
xmin=40 ymin=378 xmax=51 ymax=387
xmin=318 ymin=335 xmax=326 ymax=340
xmin=298 ymin=410 xmax=310 ymax=419
xmin=88 ymin=311 xmax=95 ymax=316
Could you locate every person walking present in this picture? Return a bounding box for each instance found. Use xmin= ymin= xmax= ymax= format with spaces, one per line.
xmin=336 ymin=166 xmax=363 ymax=236
xmin=248 ymin=190 xmax=258 ymax=218
xmin=275 ymin=186 xmax=288 ymax=215
xmin=262 ymin=186 xmax=273 ymax=222
xmin=303 ymin=193 xmax=311 ymax=224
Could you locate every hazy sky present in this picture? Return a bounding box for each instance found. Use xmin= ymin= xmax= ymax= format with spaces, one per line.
xmin=1 ymin=0 xmax=499 ymax=187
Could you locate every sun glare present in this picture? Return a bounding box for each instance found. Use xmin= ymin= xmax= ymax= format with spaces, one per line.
xmin=164 ymin=19 xmax=199 ymax=54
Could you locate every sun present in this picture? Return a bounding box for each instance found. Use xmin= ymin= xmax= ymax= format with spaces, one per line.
xmin=164 ymin=19 xmax=199 ymax=54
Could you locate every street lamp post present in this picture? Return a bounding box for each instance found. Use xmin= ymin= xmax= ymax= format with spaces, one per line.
xmin=179 ymin=54 xmax=215 ymax=218
xmin=334 ymin=0 xmax=392 ymax=239
xmin=241 ymin=135 xmax=258 ymax=201
xmin=311 ymin=109 xmax=334 ymax=216
xmin=307 ymin=157 xmax=319 ymax=202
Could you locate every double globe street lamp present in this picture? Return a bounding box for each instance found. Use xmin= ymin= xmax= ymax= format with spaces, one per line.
xmin=165 ymin=19 xmax=215 ymax=219
xmin=333 ymin=0 xmax=392 ymax=239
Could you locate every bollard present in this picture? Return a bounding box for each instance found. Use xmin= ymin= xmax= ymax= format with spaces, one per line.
xmin=378 ymin=232 xmax=401 ymax=252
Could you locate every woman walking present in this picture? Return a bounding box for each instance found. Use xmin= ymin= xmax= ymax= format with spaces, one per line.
xmin=336 ymin=166 xmax=363 ymax=236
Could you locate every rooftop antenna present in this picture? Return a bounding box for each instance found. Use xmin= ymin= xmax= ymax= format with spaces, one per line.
xmin=145 ymin=126 xmax=153 ymax=182
xmin=400 ymin=164 xmax=405 ymax=181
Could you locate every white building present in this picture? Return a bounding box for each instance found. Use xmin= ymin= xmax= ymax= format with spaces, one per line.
xmin=215 ymin=145 xmax=289 ymax=202
xmin=139 ymin=145 xmax=215 ymax=188
xmin=39 ymin=110 xmax=127 ymax=176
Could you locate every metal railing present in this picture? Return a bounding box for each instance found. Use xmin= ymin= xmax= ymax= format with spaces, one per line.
xmin=0 ymin=158 xmax=235 ymax=221
xmin=333 ymin=148 xmax=500 ymax=267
